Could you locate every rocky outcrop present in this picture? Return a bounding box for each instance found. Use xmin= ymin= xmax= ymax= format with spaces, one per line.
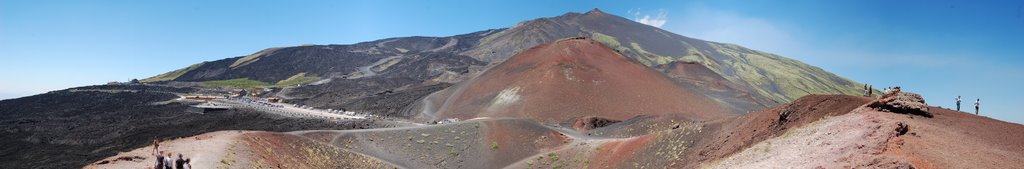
xmin=866 ymin=88 xmax=931 ymax=117
xmin=567 ymin=116 xmax=622 ymax=132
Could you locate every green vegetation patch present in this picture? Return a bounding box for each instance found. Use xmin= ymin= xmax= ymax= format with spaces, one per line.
xmin=703 ymin=42 xmax=863 ymax=102
xmin=231 ymin=47 xmax=281 ymax=68
xmin=203 ymin=78 xmax=273 ymax=88
xmin=590 ymin=32 xmax=632 ymax=53
xmin=203 ymin=72 xmax=321 ymax=88
xmin=372 ymin=58 xmax=402 ymax=72
xmin=630 ymin=42 xmax=674 ymax=66
xmin=591 ymin=32 xmax=620 ymax=47
xmin=141 ymin=62 xmax=205 ymax=82
xmin=275 ymin=72 xmax=321 ymax=87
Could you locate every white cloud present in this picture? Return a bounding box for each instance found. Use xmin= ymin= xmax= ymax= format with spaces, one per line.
xmin=630 ymin=9 xmax=668 ymax=28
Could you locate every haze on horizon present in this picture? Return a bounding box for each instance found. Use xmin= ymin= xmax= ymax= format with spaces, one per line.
xmin=1 ymin=0 xmax=1022 ymax=123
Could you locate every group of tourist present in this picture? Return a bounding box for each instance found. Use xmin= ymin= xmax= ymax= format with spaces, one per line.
xmin=955 ymin=95 xmax=981 ymax=115
xmin=152 ymin=139 xmax=192 ymax=169
xmin=863 ymin=84 xmax=874 ymax=97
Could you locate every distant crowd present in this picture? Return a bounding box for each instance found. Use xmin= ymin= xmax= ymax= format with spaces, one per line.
xmin=955 ymin=95 xmax=981 ymax=115
xmin=152 ymin=139 xmax=192 ymax=169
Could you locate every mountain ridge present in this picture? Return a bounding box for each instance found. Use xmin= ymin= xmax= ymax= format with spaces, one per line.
xmin=143 ymin=9 xmax=867 ymax=114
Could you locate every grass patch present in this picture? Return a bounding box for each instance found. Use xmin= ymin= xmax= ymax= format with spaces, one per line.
xmin=590 ymin=32 xmax=620 ymax=47
xmin=203 ymin=78 xmax=273 ymax=88
xmin=371 ymin=58 xmax=402 ymax=72
xmin=275 ymin=73 xmax=320 ymax=87
xmin=141 ymin=62 xmax=205 ymax=82
xmin=590 ymin=31 xmax=631 ymax=52
xmin=630 ymin=42 xmax=674 ymax=66
xmin=204 ymin=72 xmax=321 ymax=88
xmin=231 ymin=48 xmax=281 ymax=68
xmin=705 ymin=42 xmax=864 ymax=102
xmin=490 ymin=142 xmax=498 ymax=150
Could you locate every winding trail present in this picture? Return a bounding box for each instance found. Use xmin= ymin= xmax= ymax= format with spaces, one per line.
xmin=213 ymin=99 xmax=365 ymax=120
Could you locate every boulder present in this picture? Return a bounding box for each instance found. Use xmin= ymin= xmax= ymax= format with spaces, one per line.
xmin=867 ymin=88 xmax=931 ymax=117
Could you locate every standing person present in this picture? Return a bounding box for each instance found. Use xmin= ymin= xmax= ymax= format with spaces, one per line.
xmin=868 ymin=85 xmax=873 ymax=97
xmin=183 ymin=159 xmax=191 ymax=169
xmin=164 ymin=153 xmax=174 ymax=169
xmin=152 ymin=140 xmax=164 ymax=169
xmin=975 ymin=98 xmax=981 ymax=115
xmin=956 ymin=96 xmax=962 ymax=111
xmin=175 ymin=154 xmax=185 ymax=169
xmin=863 ymin=84 xmax=869 ymax=96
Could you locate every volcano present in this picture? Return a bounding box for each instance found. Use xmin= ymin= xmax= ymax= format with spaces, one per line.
xmin=7 ymin=8 xmax=1021 ymax=169
xmin=412 ymin=37 xmax=731 ymax=122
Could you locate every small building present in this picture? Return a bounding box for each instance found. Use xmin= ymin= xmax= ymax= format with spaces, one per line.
xmin=184 ymin=95 xmax=226 ymax=100
xmin=267 ymin=97 xmax=281 ymax=103
xmin=187 ymin=102 xmax=232 ymax=114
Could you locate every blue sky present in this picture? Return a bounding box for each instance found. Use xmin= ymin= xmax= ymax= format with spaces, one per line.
xmin=1 ymin=0 xmax=1021 ymax=123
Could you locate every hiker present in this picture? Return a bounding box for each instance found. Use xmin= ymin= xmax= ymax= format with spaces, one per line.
xmin=956 ymin=96 xmax=962 ymax=111
xmin=183 ymin=159 xmax=192 ymax=169
xmin=868 ymin=85 xmax=873 ymax=96
xmin=175 ymin=154 xmax=185 ymax=169
xmin=153 ymin=140 xmax=164 ymax=169
xmin=863 ymin=84 xmax=869 ymax=96
xmin=164 ymin=153 xmax=174 ymax=169
xmin=975 ymin=98 xmax=981 ymax=115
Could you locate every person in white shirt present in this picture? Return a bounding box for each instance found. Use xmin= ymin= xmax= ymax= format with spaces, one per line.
xmin=975 ymin=98 xmax=980 ymax=115
xmin=956 ymin=96 xmax=962 ymax=111
xmin=164 ymin=153 xmax=173 ymax=169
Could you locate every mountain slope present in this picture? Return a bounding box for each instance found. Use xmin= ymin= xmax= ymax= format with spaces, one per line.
xmin=466 ymin=9 xmax=864 ymax=104
xmin=412 ymin=38 xmax=731 ymax=122
xmin=143 ymin=9 xmax=866 ymax=115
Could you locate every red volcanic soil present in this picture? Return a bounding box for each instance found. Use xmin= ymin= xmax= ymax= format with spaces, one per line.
xmin=559 ymin=94 xmax=886 ymax=168
xmin=674 ymin=94 xmax=1024 ymax=168
xmin=881 ymin=105 xmax=1024 ymax=168
xmin=238 ymin=132 xmax=392 ymax=168
xmin=591 ymin=135 xmax=656 ymax=167
xmin=681 ymin=95 xmax=874 ymax=166
xmin=420 ymin=38 xmax=730 ymax=122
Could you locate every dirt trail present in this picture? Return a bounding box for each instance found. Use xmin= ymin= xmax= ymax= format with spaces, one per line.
xmin=85 ymin=131 xmax=251 ymax=169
